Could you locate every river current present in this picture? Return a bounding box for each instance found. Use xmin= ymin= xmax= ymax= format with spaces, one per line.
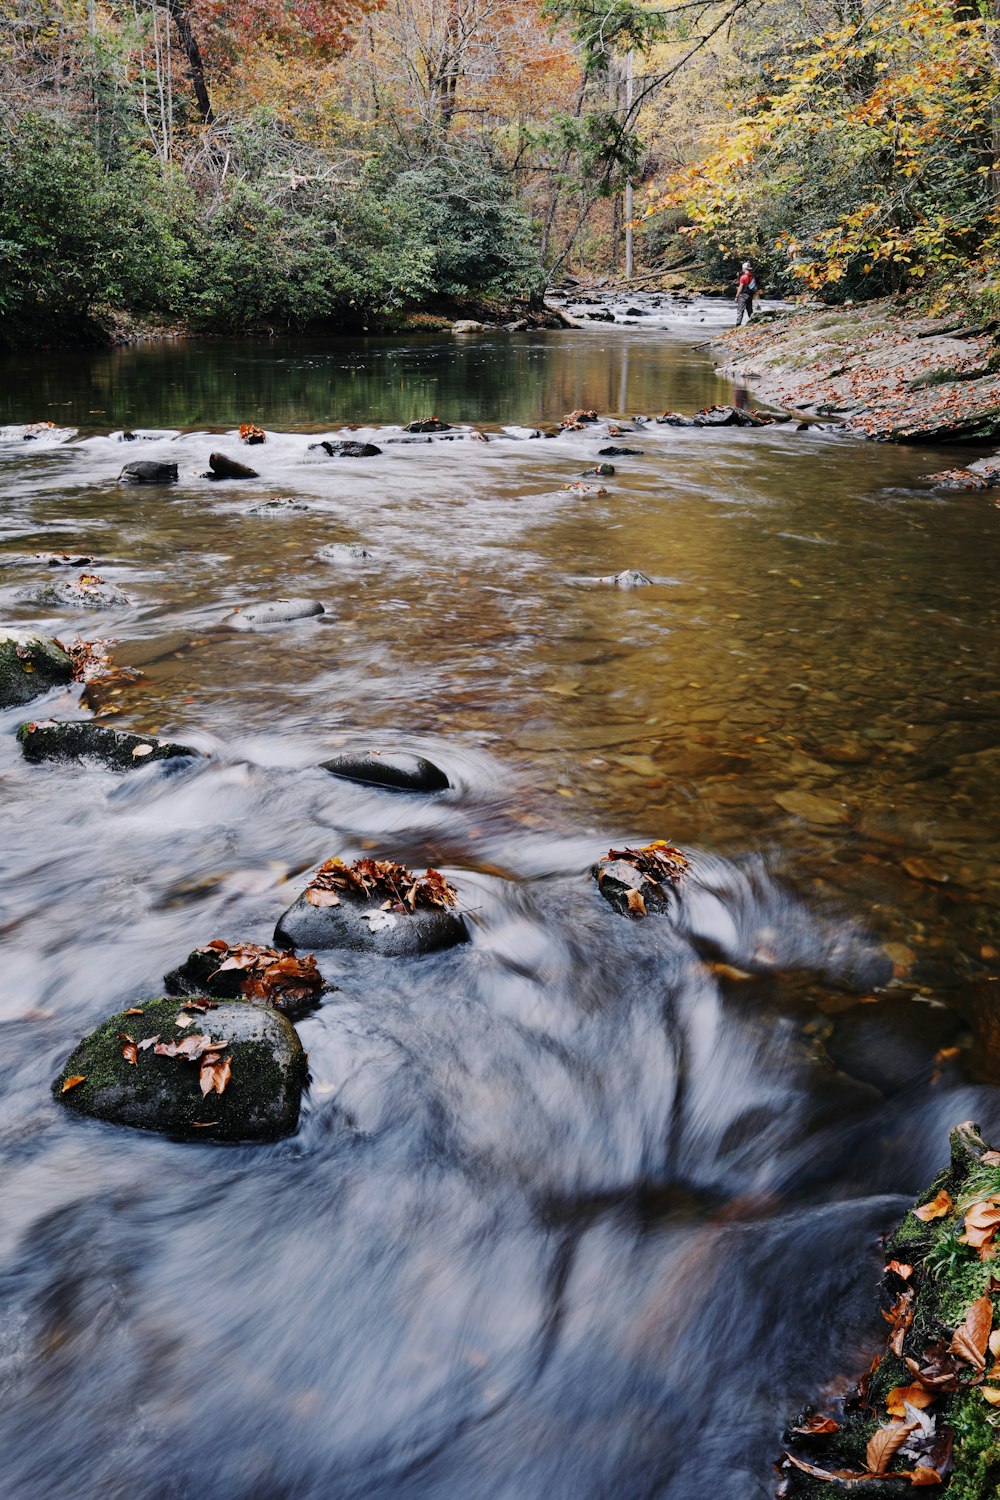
xmin=2 ymin=297 xmax=1000 ymax=1499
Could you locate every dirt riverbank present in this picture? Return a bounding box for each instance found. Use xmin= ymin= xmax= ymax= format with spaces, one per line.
xmin=713 ymin=299 xmax=1000 ymax=443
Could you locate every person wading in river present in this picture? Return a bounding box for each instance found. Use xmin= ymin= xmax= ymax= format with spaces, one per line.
xmin=734 ymin=261 xmax=757 ymax=325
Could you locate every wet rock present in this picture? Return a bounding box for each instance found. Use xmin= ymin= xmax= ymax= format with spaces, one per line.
xmin=581 ymin=463 xmax=615 ymax=477
xmin=204 ymin=452 xmax=260 ymax=480
xmin=384 ymin=436 xmax=433 ymax=445
xmin=505 ymin=319 xmax=529 ymax=332
xmin=925 ymin=463 xmax=1000 ymax=491
xmin=275 ymin=888 xmax=465 ymax=957
xmin=316 ymin=542 xmax=373 ymax=563
xmin=53 ymin=997 xmax=306 ymax=1142
xmin=0 ymin=629 xmax=73 ymax=708
xmin=240 ymin=423 xmax=266 ymax=445
xmin=18 ymin=719 xmax=199 ymax=769
xmin=623 ymin=307 xmax=647 ymax=317
xmin=598 ymin=569 xmax=652 ymax=588
xmin=119 ymin=460 xmax=179 ymax=484
xmin=228 ymin=598 xmax=325 ymax=630
xmin=823 ymin=998 xmax=960 ymax=1094
xmin=585 ymin=309 xmax=614 ymax=322
xmin=0 ymin=551 xmax=94 ymax=569
xmin=452 ymin=320 xmax=485 ymax=333
xmin=164 ymin=941 xmax=327 ymax=1018
xmin=25 ymin=573 xmax=132 ymax=609
xmin=594 ymin=842 xmax=689 ymax=918
xmin=319 ymin=748 xmax=449 ymax=793
xmin=309 ymin=440 xmax=382 ymax=458
xmin=597 ymin=446 xmax=644 ymax=457
xmin=404 ymin=418 xmax=451 ymax=434
xmin=247 ymin=498 xmax=310 ymax=515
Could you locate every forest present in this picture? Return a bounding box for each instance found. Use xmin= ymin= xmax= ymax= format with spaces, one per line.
xmin=1 ymin=0 xmax=998 ymax=343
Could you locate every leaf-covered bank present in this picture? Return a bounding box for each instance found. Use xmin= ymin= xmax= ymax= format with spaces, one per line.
xmin=714 ymin=303 xmax=1000 ymax=444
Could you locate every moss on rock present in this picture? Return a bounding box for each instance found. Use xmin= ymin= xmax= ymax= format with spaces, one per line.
xmin=53 ymin=997 xmax=306 ymax=1141
xmin=0 ymin=629 xmax=73 ymax=708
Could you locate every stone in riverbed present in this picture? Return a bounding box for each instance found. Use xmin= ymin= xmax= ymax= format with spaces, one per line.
xmin=598 ymin=446 xmax=645 ymax=457
xmin=275 ymin=863 xmax=466 ymax=957
xmin=319 ymin=748 xmax=449 ymax=793
xmin=205 ymin=452 xmax=260 ymax=480
xmin=119 ymin=461 xmax=179 ymax=484
xmin=53 ymin=997 xmax=306 ymax=1142
xmin=164 ymin=941 xmax=328 ymax=1018
xmin=452 ymin=320 xmax=485 ymax=333
xmin=228 ymin=598 xmax=325 ymax=630
xmin=317 ymin=542 xmax=373 ymax=563
xmin=247 ymin=498 xmax=310 ymax=515
xmin=0 ymin=629 xmax=73 ymax=708
xmin=309 ymin=440 xmax=382 ymax=458
xmin=24 ymin=573 xmax=132 ymax=609
xmin=598 ymin=570 xmax=652 ymax=588
xmin=18 ymin=719 xmax=199 ymax=769
xmin=404 ymin=418 xmax=451 ymax=433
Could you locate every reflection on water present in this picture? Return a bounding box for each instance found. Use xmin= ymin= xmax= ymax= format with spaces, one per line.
xmin=2 ymin=303 xmax=1000 ymax=1499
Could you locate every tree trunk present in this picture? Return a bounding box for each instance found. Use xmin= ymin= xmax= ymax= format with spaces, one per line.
xmin=163 ymin=0 xmax=214 ymax=125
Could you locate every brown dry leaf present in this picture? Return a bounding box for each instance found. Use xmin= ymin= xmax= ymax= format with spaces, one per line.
xmin=200 ymin=1055 xmax=232 ymax=1097
xmin=904 ymin=1343 xmax=961 ymax=1392
xmin=626 ymin=887 xmax=647 ymax=916
xmin=306 ymin=887 xmax=341 ymax=907
xmin=959 ymin=1200 xmax=1000 ymax=1256
xmin=990 ymin=1330 xmax=1000 ymax=1359
xmin=176 ymin=1012 xmax=196 ymax=1028
xmin=137 ymin=1034 xmax=159 ymax=1051
xmin=124 ymin=1006 xmax=145 ymax=1016
xmin=914 ymin=1189 xmax=953 ymax=1221
xmin=906 ymin=1469 xmax=943 ymax=1487
xmin=790 ymin=1415 xmax=840 ymax=1435
xmin=949 ymin=1293 xmax=993 ymax=1372
xmin=781 ymin=1452 xmax=869 ymax=1482
xmin=886 ymin=1384 xmax=935 ymax=1417
xmin=154 ymin=1033 xmax=226 ymax=1062
xmin=981 ymin=1387 xmax=1000 ymax=1405
xmin=190 ymin=1120 xmax=218 ymax=1128
xmin=886 ymin=1260 xmax=914 ymax=1280
xmin=866 ymin=1419 xmax=918 ymax=1475
xmin=131 ymin=743 xmax=154 ymax=759
xmin=118 ymin=1031 xmax=138 ymax=1066
xmin=61 ymin=1074 xmax=86 ymax=1092
xmin=884 ymin=1287 xmax=915 ymax=1355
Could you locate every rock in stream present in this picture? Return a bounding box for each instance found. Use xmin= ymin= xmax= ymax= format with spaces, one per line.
xmin=0 ymin=629 xmax=73 ymax=708
xmin=319 ymin=748 xmax=449 ymax=793
xmin=18 ymin=719 xmax=199 ymax=769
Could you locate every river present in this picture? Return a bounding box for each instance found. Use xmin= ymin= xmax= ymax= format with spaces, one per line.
xmin=2 ymin=296 xmax=1000 ymax=1499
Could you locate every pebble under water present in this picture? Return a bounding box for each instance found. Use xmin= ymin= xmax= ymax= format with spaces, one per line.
xmin=3 ymin=298 xmax=1000 ymax=1499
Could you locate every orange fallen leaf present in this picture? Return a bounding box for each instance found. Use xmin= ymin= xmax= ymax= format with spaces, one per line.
xmin=791 ymin=1414 xmax=840 ymax=1435
xmin=914 ymin=1189 xmax=953 ymax=1221
xmin=949 ymin=1293 xmax=993 ymax=1372
xmin=886 ymin=1383 xmax=935 ymax=1417
xmin=907 ymin=1468 xmax=943 ymax=1487
xmin=886 ymin=1260 xmax=914 ymax=1280
xmin=200 ymin=1055 xmax=232 ymax=1097
xmin=124 ymin=1006 xmax=145 ymax=1016
xmin=867 ymin=1419 xmax=918 ymax=1475
xmin=781 ymin=1452 xmax=868 ymax=1482
xmin=981 ymin=1387 xmax=1000 ymax=1405
xmin=981 ymin=1150 xmax=1000 ymax=1165
xmin=626 ymin=887 xmax=647 ymax=916
xmin=61 ymin=1074 xmax=86 ymax=1092
xmin=118 ymin=1031 xmax=138 ymax=1065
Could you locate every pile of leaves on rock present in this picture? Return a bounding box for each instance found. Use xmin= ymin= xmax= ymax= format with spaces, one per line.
xmin=171 ymin=939 xmax=323 ymax=1010
xmin=305 ymin=856 xmax=457 ymax=912
xmin=777 ymin=1122 xmax=1000 ymax=1495
xmin=595 ymin=839 xmax=689 ymax=917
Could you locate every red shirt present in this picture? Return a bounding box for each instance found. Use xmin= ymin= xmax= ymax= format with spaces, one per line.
xmin=738 ymin=271 xmax=754 ymax=293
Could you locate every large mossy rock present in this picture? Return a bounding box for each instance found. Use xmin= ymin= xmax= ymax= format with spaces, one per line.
xmin=319 ymin=748 xmax=449 ymax=793
xmin=778 ymin=1122 xmax=1000 ymax=1496
xmin=54 ymin=998 xmax=306 ymax=1141
xmin=0 ymin=629 xmax=73 ymax=708
xmin=275 ymin=886 xmax=466 ymax=957
xmin=18 ymin=719 xmax=199 ymax=769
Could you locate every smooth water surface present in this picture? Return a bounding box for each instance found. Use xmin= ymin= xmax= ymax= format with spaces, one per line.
xmin=2 ymin=297 xmax=1000 ymax=1499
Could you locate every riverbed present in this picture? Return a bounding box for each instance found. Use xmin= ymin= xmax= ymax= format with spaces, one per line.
xmin=2 ymin=298 xmax=1000 ymax=1499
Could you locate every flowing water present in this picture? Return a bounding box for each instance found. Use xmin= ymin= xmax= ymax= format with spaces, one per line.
xmin=3 ymin=297 xmax=1000 ymax=1499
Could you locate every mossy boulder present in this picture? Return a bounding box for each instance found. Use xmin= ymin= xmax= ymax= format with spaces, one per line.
xmin=778 ymin=1122 xmax=1000 ymax=1496
xmin=275 ymin=885 xmax=466 ymax=957
xmin=18 ymin=719 xmax=199 ymax=769
xmin=53 ymin=998 xmax=306 ymax=1141
xmin=0 ymin=629 xmax=73 ymax=708
xmin=319 ymin=748 xmax=449 ymax=793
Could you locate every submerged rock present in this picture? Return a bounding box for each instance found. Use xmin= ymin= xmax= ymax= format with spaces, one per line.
xmin=228 ymin=598 xmax=325 ymax=630
xmin=18 ymin=719 xmax=199 ymax=769
xmin=53 ymin=997 xmax=306 ymax=1141
xmin=319 ymin=748 xmax=449 ymax=793
xmin=119 ymin=460 xmax=179 ymax=484
xmin=317 ymin=542 xmax=373 ymax=563
xmin=309 ymin=440 xmax=382 ymax=459
xmin=0 ymin=551 xmax=94 ymax=569
xmin=275 ymin=858 xmax=466 ymax=957
xmin=247 ymin=498 xmax=310 ymax=515
xmin=598 ymin=570 xmax=652 ymax=588
xmin=597 ymin=446 xmax=645 ymax=457
xmin=205 ymin=452 xmax=260 ymax=480
xmin=0 ymin=629 xmax=73 ymax=708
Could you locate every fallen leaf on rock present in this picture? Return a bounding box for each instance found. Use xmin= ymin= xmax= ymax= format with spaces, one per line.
xmin=781 ymin=1452 xmax=869 ymax=1482
xmin=959 ymin=1198 xmax=1000 ymax=1257
xmin=307 ymin=856 xmax=456 ymax=912
xmin=885 ymin=1287 xmax=915 ymax=1354
xmin=190 ymin=1120 xmax=218 ymax=1128
xmin=61 ymin=1075 xmax=86 ymax=1092
xmin=887 ymin=1260 xmax=914 ymax=1280
xmin=907 ymin=1468 xmax=943 ymax=1486
xmin=118 ymin=1031 xmax=138 ymax=1065
xmin=867 ymin=1419 xmax=918 ymax=1474
xmin=200 ymin=1055 xmax=231 ymax=1097
xmin=131 ymin=743 xmax=153 ymax=758
xmin=124 ymin=1006 xmax=145 ymax=1016
xmin=155 ymin=1033 xmax=226 ymax=1062
xmin=982 ymin=1150 xmax=1000 ymax=1165
xmin=137 ymin=1035 xmax=158 ymax=1051
xmin=948 ymin=1294 xmax=992 ymax=1371
xmin=981 ymin=1387 xmax=1000 ymax=1405
xmin=791 ymin=1414 xmax=840 ymax=1435
xmin=914 ymin=1190 xmax=953 ymax=1221
xmin=626 ymin=887 xmax=647 ymax=916
xmin=306 ymin=888 xmax=341 ymax=907
xmin=904 ymin=1342 xmax=961 ymax=1391
xmin=887 ymin=1384 xmax=935 ymax=1417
